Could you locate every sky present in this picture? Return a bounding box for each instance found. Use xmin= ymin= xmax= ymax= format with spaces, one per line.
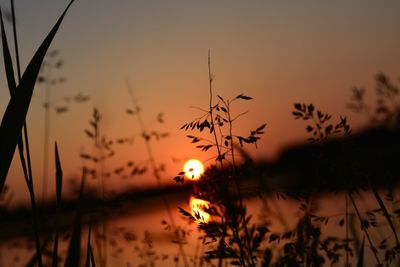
xmin=0 ymin=0 xmax=400 ymax=204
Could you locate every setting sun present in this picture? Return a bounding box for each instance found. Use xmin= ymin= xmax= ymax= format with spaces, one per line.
xmin=190 ymin=197 xmax=210 ymax=223
xmin=183 ymin=159 xmax=204 ymax=180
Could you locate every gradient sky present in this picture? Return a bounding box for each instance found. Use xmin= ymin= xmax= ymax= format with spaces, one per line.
xmin=1 ymin=0 xmax=399 ymax=204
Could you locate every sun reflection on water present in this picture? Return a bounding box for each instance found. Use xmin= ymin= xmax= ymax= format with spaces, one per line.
xmin=190 ymin=196 xmax=211 ymax=223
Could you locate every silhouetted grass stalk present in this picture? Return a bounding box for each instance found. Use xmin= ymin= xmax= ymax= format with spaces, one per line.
xmin=127 ymin=83 xmax=189 ymax=267
xmin=1 ymin=1 xmax=74 ymax=266
xmin=207 ymin=51 xmax=223 ymax=170
xmin=42 ymin=63 xmax=52 ymax=202
xmin=52 ymin=143 xmax=62 ymax=267
xmin=345 ymin=193 xmax=349 ymax=267
xmin=348 ymin=192 xmax=381 ymax=266
xmin=5 ymin=2 xmax=43 ymax=265
xmin=65 ymin=167 xmax=85 ymax=267
xmin=207 ymin=51 xmax=250 ymax=266
xmin=207 ymin=52 xmax=257 ymax=266
xmin=371 ymin=186 xmax=400 ymax=246
xmin=97 ymin=123 xmax=108 ymax=267
xmin=226 ymin=96 xmax=256 ymax=266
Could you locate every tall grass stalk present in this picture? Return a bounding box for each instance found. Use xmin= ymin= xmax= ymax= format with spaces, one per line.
xmin=207 ymin=51 xmax=223 ymax=170
xmin=1 ymin=1 xmax=75 ymax=266
xmin=10 ymin=3 xmax=44 ymax=266
xmin=348 ymin=192 xmax=382 ymax=265
xmin=371 ymin=187 xmax=400 ymax=246
xmin=209 ymin=52 xmax=258 ymax=266
xmin=345 ymin=193 xmax=349 ymax=267
xmin=127 ymin=82 xmax=189 ymax=267
xmin=81 ymin=108 xmax=108 ymax=267
xmin=177 ymin=53 xmax=267 ymax=266
xmin=42 ymin=64 xmax=51 ymax=202
xmin=2 ymin=3 xmax=41 ymax=265
xmin=9 ymin=0 xmax=34 ymax=196
xmin=40 ymin=51 xmax=65 ymax=202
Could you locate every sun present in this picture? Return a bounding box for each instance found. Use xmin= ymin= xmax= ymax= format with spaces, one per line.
xmin=190 ymin=196 xmax=210 ymax=223
xmin=183 ymin=159 xmax=204 ymax=180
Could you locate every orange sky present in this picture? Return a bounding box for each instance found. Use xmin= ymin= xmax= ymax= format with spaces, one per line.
xmin=0 ymin=0 xmax=399 ymax=204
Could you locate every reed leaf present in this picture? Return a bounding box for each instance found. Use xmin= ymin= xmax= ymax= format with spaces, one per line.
xmin=0 ymin=0 xmax=75 ymax=193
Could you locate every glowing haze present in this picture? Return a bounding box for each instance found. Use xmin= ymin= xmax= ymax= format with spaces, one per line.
xmin=0 ymin=0 xmax=399 ymax=204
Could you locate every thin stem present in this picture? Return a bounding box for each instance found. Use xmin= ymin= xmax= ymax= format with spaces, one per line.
xmin=42 ymin=64 xmax=51 ymax=202
xmin=127 ymin=83 xmax=189 ymax=267
xmin=345 ymin=193 xmax=349 ymax=267
xmin=227 ymin=101 xmax=255 ymax=266
xmin=348 ymin=192 xmax=381 ymax=266
xmin=95 ymin=119 xmax=107 ymax=267
xmin=207 ymin=52 xmax=252 ymax=266
xmin=27 ymin=180 xmax=43 ymax=267
xmin=51 ymin=193 xmax=60 ymax=267
xmin=10 ymin=0 xmax=21 ymax=79
xmin=208 ymin=50 xmax=223 ymax=168
xmin=226 ymin=101 xmax=236 ymax=166
xmin=10 ymin=1 xmax=42 ymax=266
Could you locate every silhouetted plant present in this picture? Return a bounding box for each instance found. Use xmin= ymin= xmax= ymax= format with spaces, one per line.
xmin=292 ymin=103 xmax=361 ymax=267
xmin=125 ymin=83 xmax=190 ymax=266
xmin=132 ymin=231 xmax=169 ymax=267
xmin=81 ymin=107 xmax=137 ymax=267
xmin=292 ymin=102 xmax=400 ymax=266
xmin=347 ymin=73 xmax=400 ymax=266
xmin=347 ymin=72 xmax=400 ymax=127
xmin=175 ymin=52 xmax=267 ymax=267
xmin=37 ymin=50 xmax=64 ymax=202
xmin=37 ymin=51 xmax=90 ymax=201
xmin=0 ymin=1 xmax=76 ymax=266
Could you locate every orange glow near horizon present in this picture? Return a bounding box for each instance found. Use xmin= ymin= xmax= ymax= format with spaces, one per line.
xmin=190 ymin=197 xmax=210 ymax=223
xmin=183 ymin=159 xmax=204 ymax=180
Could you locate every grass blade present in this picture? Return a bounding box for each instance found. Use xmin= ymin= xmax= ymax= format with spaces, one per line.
xmin=55 ymin=143 xmax=63 ymax=204
xmin=356 ymin=236 xmax=365 ymax=267
xmin=24 ymin=236 xmax=52 ymax=267
xmin=90 ymin=245 xmax=96 ymax=267
xmin=52 ymin=143 xmax=63 ymax=267
xmin=0 ymin=0 xmax=75 ymax=193
xmin=0 ymin=7 xmax=16 ymax=95
xmin=1 ymin=1 xmax=30 ymax=188
xmin=371 ymin=187 xmax=400 ymax=245
xmin=64 ymin=168 xmax=85 ymax=267
xmin=85 ymin=225 xmax=92 ymax=267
